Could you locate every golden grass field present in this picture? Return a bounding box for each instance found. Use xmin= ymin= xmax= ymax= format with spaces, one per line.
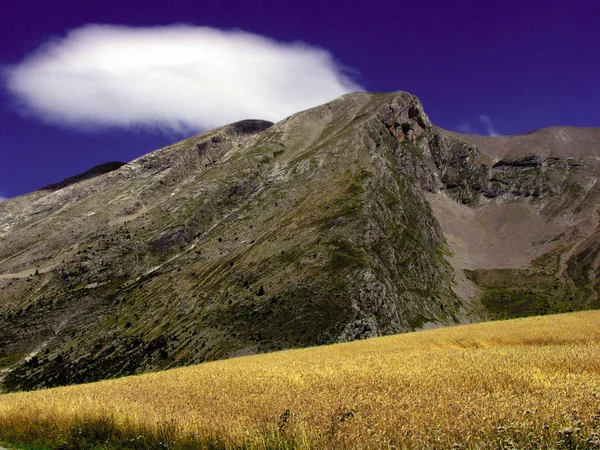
xmin=1 ymin=311 xmax=600 ymax=449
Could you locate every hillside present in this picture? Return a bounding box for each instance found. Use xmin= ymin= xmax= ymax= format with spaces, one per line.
xmin=0 ymin=91 xmax=599 ymax=391
xmin=1 ymin=311 xmax=599 ymax=449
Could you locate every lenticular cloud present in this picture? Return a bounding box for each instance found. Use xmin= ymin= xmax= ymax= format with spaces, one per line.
xmin=4 ymin=25 xmax=360 ymax=133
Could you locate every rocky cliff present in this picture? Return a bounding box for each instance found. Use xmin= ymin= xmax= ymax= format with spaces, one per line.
xmin=1 ymin=91 xmax=598 ymax=391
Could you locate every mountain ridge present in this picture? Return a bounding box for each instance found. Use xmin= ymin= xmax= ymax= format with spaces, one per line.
xmin=1 ymin=90 xmax=598 ymax=391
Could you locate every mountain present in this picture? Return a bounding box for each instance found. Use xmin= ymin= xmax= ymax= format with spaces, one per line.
xmin=1 ymin=91 xmax=598 ymax=391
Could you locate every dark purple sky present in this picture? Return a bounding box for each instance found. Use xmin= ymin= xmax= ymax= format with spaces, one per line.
xmin=1 ymin=0 xmax=598 ymax=199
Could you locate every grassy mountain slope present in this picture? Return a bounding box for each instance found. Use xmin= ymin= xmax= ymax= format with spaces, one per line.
xmin=0 ymin=91 xmax=598 ymax=392
xmin=0 ymin=92 xmax=467 ymax=391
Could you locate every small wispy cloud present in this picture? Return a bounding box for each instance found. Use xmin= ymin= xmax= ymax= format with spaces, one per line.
xmin=458 ymin=122 xmax=473 ymax=134
xmin=0 ymin=196 xmax=7 ymax=203
xmin=478 ymin=114 xmax=500 ymax=137
xmin=3 ymin=24 xmax=361 ymax=134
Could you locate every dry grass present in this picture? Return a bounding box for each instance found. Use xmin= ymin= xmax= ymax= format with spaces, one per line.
xmin=1 ymin=311 xmax=600 ymax=449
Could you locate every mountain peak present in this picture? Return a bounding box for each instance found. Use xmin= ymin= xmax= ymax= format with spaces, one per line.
xmin=40 ymin=161 xmax=127 ymax=192
xmin=1 ymin=91 xmax=598 ymax=392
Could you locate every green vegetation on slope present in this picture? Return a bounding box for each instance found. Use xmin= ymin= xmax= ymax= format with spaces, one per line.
xmin=466 ymin=246 xmax=600 ymax=320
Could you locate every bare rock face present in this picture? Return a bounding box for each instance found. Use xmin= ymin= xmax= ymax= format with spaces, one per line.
xmin=0 ymin=92 xmax=598 ymax=392
xmin=427 ymin=127 xmax=600 ymax=320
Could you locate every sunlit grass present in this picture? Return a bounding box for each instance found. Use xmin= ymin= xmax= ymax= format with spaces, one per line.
xmin=1 ymin=311 xmax=600 ymax=449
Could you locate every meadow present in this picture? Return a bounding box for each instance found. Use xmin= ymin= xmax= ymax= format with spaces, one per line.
xmin=1 ymin=311 xmax=600 ymax=449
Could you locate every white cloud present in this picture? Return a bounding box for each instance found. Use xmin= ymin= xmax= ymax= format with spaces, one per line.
xmin=479 ymin=114 xmax=500 ymax=137
xmin=4 ymin=24 xmax=361 ymax=133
